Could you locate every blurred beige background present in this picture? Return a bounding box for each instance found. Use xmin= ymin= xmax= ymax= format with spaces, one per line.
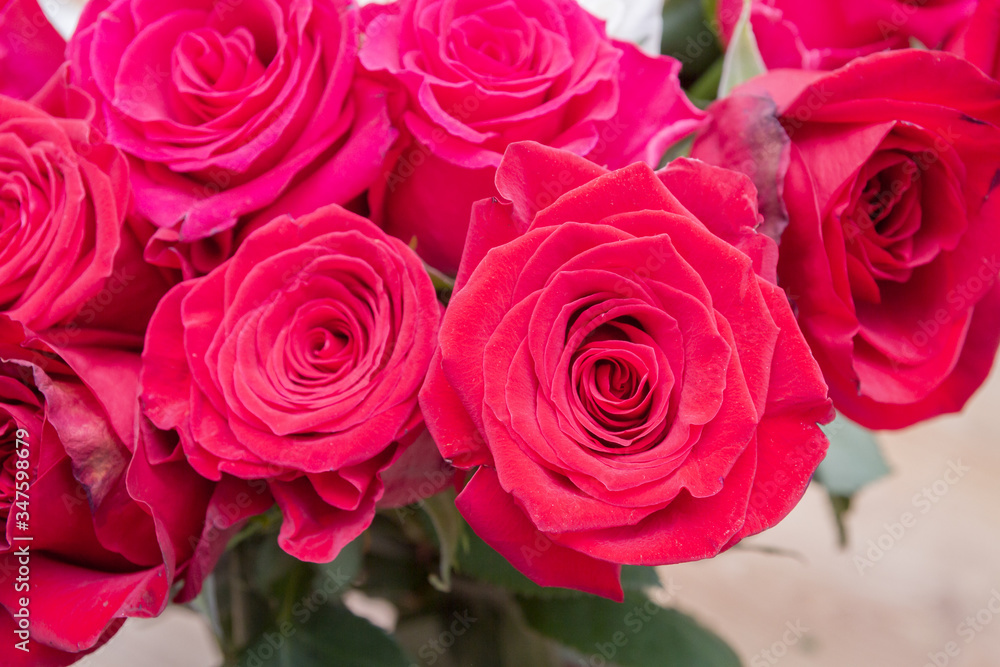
xmin=669 ymin=362 xmax=1000 ymax=667
xmin=83 ymin=369 xmax=1000 ymax=666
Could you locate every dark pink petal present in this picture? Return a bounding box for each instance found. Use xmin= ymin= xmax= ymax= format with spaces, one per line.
xmin=657 ymin=157 xmax=779 ymax=283
xmin=0 ymin=0 xmax=66 ymax=100
xmin=419 ymin=348 xmax=493 ymax=468
xmin=457 ymin=466 xmax=623 ymax=601
xmin=495 ymin=141 xmax=607 ymax=229
xmin=589 ymin=43 xmax=703 ymax=169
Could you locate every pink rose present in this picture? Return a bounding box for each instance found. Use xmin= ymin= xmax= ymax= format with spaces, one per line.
xmin=359 ymin=0 xmax=703 ymax=273
xmin=420 ymin=142 xmax=832 ymax=599
xmin=692 ymin=51 xmax=1000 ymax=428
xmin=717 ymin=0 xmax=976 ymax=70
xmin=68 ymin=0 xmax=397 ymax=276
xmin=0 ymin=0 xmax=65 ymax=100
xmin=0 ymin=74 xmax=176 ymax=335
xmin=947 ymin=0 xmax=1000 ymax=80
xmin=0 ymin=317 xmax=262 ymax=665
xmin=141 ymin=204 xmax=443 ymax=562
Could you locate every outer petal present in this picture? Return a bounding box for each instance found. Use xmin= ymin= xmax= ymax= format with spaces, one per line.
xmin=657 ymin=157 xmax=779 ymax=283
xmin=690 ymin=94 xmax=792 ymax=250
xmin=377 ymin=426 xmax=456 ymax=508
xmin=272 ymin=449 xmax=394 ymax=563
xmin=589 ymin=43 xmax=703 ymax=169
xmin=0 ymin=556 xmax=167 ymax=652
xmin=141 ymin=283 xmax=197 ymax=433
xmin=768 ymin=51 xmax=1000 ymax=126
xmin=495 ymin=141 xmax=608 ymax=229
xmin=419 ymin=348 xmax=492 ymax=468
xmin=551 ymin=443 xmax=757 ymax=565
xmin=0 ymin=0 xmax=66 ymax=100
xmin=947 ymin=0 xmax=1000 ymax=80
xmin=724 ymin=280 xmax=831 ymax=543
xmin=0 ymin=609 xmax=99 ymax=666
xmin=833 ymin=283 xmax=1000 ymax=429
xmin=457 ymin=467 xmax=623 ymax=601
xmin=380 ymin=143 xmax=497 ymax=274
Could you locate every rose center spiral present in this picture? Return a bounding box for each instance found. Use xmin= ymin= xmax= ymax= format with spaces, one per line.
xmin=173 ymin=27 xmax=267 ymax=96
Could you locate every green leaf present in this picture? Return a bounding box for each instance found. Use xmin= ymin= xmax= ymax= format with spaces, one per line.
xmin=827 ymin=493 xmax=853 ymax=548
xmin=421 ymin=489 xmax=463 ymax=592
xmin=425 ymin=262 xmax=456 ymax=291
xmin=718 ymin=0 xmax=766 ymax=98
xmin=226 ymin=506 xmax=283 ymax=552
xmin=815 ymin=415 xmax=890 ymax=547
xmin=620 ymin=566 xmax=661 ymax=592
xmin=249 ymin=534 xmax=305 ymax=599
xmin=701 ymin=0 xmax=719 ymax=24
xmin=311 ymin=535 xmax=363 ymax=598
xmin=463 ymin=595 xmax=561 ymax=667
xmin=396 ymin=592 xmax=562 ymax=667
xmin=236 ymin=605 xmax=410 ymax=667
xmin=815 ymin=414 xmax=890 ymax=497
xmin=687 ymin=56 xmax=724 ymax=105
xmin=662 ymin=0 xmax=722 ymax=83
xmin=424 ymin=261 xmax=456 ymax=305
xmin=660 ymin=134 xmax=696 ymax=167
xmin=520 ymin=592 xmax=741 ymax=667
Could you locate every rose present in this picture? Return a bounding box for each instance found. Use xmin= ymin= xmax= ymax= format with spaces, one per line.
xmin=692 ymin=50 xmax=1000 ymax=429
xmin=419 ymin=141 xmax=833 ymax=599
xmin=141 ymin=204 xmax=443 ymax=562
xmin=0 ymin=74 xmax=176 ymax=335
xmin=0 ymin=316 xmax=259 ymax=665
xmin=947 ymin=0 xmax=1000 ymax=80
xmin=359 ymin=0 xmax=703 ymax=274
xmin=365 ymin=0 xmax=668 ymax=54
xmin=0 ymin=0 xmax=66 ymax=100
xmin=576 ymin=0 xmax=665 ymax=54
xmin=67 ymin=0 xmax=396 ymax=276
xmin=717 ymin=0 xmax=975 ymax=70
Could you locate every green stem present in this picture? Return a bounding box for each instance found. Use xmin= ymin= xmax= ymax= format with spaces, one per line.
xmin=199 ymin=573 xmax=224 ymax=641
xmin=229 ymin=549 xmax=249 ymax=652
xmin=687 ymin=57 xmax=724 ymax=105
xmin=278 ymin=561 xmax=314 ymax=626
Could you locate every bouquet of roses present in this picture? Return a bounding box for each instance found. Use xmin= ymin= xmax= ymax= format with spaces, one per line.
xmin=0 ymin=0 xmax=996 ymax=664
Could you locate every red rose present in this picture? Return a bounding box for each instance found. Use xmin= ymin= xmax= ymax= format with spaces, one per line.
xmin=420 ymin=142 xmax=832 ymax=600
xmin=693 ymin=50 xmax=1000 ymax=429
xmin=0 ymin=75 xmax=176 ymax=335
xmin=359 ymin=0 xmax=703 ymax=274
xmin=141 ymin=204 xmax=443 ymax=562
xmin=947 ymin=0 xmax=1000 ymax=80
xmin=0 ymin=317 xmax=260 ymax=666
xmin=717 ymin=0 xmax=975 ymax=70
xmin=68 ymin=0 xmax=397 ymax=276
xmin=0 ymin=0 xmax=65 ymax=100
